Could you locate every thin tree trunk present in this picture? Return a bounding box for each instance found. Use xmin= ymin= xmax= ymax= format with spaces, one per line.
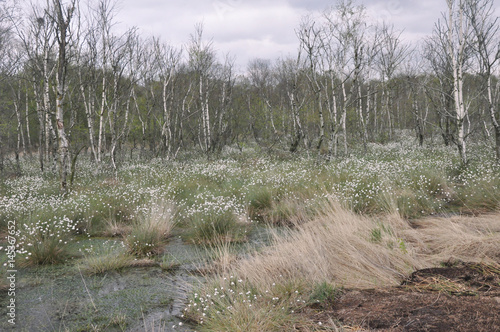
xmin=488 ymin=76 xmax=500 ymax=161
xmin=366 ymin=82 xmax=372 ymax=141
xmin=341 ymin=81 xmax=348 ymax=155
xmin=448 ymin=0 xmax=468 ymax=165
xmin=79 ymin=70 xmax=98 ymax=162
xmin=327 ymin=83 xmax=338 ymax=160
xmin=13 ymin=86 xmax=26 ymax=156
xmin=25 ymin=87 xmax=31 ymax=155
xmin=289 ymin=82 xmax=303 ymax=153
xmin=200 ymin=74 xmax=211 ymax=153
xmin=54 ymin=0 xmax=74 ymax=193
xmin=386 ymin=89 xmax=393 ymax=140
xmin=317 ymin=90 xmax=325 ymax=151
xmin=34 ymin=87 xmax=45 ymax=171
xmin=14 ymin=98 xmax=22 ymax=171
xmin=97 ymin=72 xmax=106 ymax=163
xmin=495 ymin=127 xmax=500 ymax=162
xmin=55 ymin=84 xmax=69 ymax=191
xmin=162 ymin=79 xmax=172 ymax=156
xmin=358 ymin=84 xmax=368 ymax=150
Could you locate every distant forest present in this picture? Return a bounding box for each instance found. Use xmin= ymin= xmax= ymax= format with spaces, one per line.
xmin=0 ymin=0 xmax=499 ymax=189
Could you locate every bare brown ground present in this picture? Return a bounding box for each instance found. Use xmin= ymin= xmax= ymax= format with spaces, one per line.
xmin=305 ymin=250 xmax=500 ymax=331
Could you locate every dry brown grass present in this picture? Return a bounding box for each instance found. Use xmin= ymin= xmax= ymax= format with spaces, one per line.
xmin=187 ymin=200 xmax=500 ymax=331
xmin=409 ymin=213 xmax=500 ymax=264
xmin=235 ymin=199 xmax=422 ymax=289
xmin=266 ymin=196 xmax=313 ymax=226
xmin=125 ymin=200 xmax=177 ymax=257
xmin=102 ymin=219 xmax=132 ymax=237
xmin=232 ymin=201 xmax=500 ymax=290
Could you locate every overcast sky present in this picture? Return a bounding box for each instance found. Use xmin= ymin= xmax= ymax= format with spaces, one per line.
xmin=107 ymin=0 xmax=497 ymax=72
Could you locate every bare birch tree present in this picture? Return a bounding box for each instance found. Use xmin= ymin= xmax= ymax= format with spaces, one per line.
xmin=153 ymin=37 xmax=181 ymax=157
xmin=276 ymin=54 xmax=307 ymax=153
xmin=188 ymin=23 xmax=216 ymax=154
xmin=51 ymin=0 xmax=76 ymax=191
xmin=376 ymin=23 xmax=410 ymax=140
xmin=445 ymin=0 xmax=472 ymax=165
xmin=466 ymin=0 xmax=500 ymax=161
xmin=212 ymin=54 xmax=235 ymax=152
xmin=297 ymin=15 xmax=325 ymax=152
xmin=16 ymin=4 xmax=58 ymax=171
xmin=323 ymin=0 xmax=367 ymax=156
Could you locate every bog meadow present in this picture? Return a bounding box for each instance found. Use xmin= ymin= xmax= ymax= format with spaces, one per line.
xmin=1 ymin=0 xmax=500 ymax=331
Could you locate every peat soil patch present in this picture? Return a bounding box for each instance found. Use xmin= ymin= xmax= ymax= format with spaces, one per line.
xmin=308 ymin=262 xmax=500 ymax=331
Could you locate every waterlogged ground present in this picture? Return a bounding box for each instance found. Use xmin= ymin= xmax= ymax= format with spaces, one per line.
xmin=0 ymin=225 xmax=273 ymax=331
xmin=0 ymin=236 xmax=202 ymax=331
xmin=1 ymin=137 xmax=500 ymax=331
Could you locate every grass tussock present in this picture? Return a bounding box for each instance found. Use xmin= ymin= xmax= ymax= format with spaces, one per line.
xmin=102 ymin=219 xmax=132 ymax=238
xmin=186 ymin=211 xmax=247 ymax=245
xmin=457 ymin=178 xmax=500 ymax=213
xmin=187 ymin=199 xmax=500 ymax=330
xmin=265 ymin=197 xmax=312 ymax=226
xmin=247 ymin=187 xmax=274 ymax=221
xmin=237 ymin=199 xmax=421 ymax=289
xmin=247 ymin=187 xmax=314 ymax=226
xmin=158 ymin=253 xmax=181 ymax=272
xmin=125 ymin=200 xmax=176 ymax=257
xmin=200 ymin=241 xmax=241 ymax=274
xmin=17 ymin=215 xmax=77 ymax=266
xmin=79 ymin=243 xmax=135 ymax=275
xmin=185 ymin=277 xmax=323 ymax=331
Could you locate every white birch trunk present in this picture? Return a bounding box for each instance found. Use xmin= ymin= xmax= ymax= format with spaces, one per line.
xmin=448 ymin=0 xmax=468 ymax=165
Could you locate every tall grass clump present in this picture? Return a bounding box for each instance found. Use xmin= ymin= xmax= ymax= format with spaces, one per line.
xmin=247 ymin=186 xmax=274 ymax=221
xmin=185 ymin=277 xmax=319 ymax=331
xmin=17 ymin=214 xmax=78 ymax=265
xmin=77 ymin=189 xmax=140 ymax=236
xmin=187 ymin=211 xmax=247 ymax=245
xmin=79 ymin=241 xmax=134 ymax=275
xmin=247 ymin=186 xmax=315 ymax=226
xmin=411 ymin=213 xmax=500 ymax=263
xmin=125 ymin=200 xmax=176 ymax=257
xmin=454 ymin=167 xmax=500 ymax=213
xmin=265 ymin=197 xmax=313 ymax=226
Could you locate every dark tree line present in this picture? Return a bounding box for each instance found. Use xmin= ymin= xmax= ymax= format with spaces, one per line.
xmin=0 ymin=0 xmax=499 ymax=190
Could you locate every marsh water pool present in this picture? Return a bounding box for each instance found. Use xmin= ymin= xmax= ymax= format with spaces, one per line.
xmin=0 ymin=224 xmax=273 ymax=332
xmin=1 ymin=239 xmax=194 ymax=331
